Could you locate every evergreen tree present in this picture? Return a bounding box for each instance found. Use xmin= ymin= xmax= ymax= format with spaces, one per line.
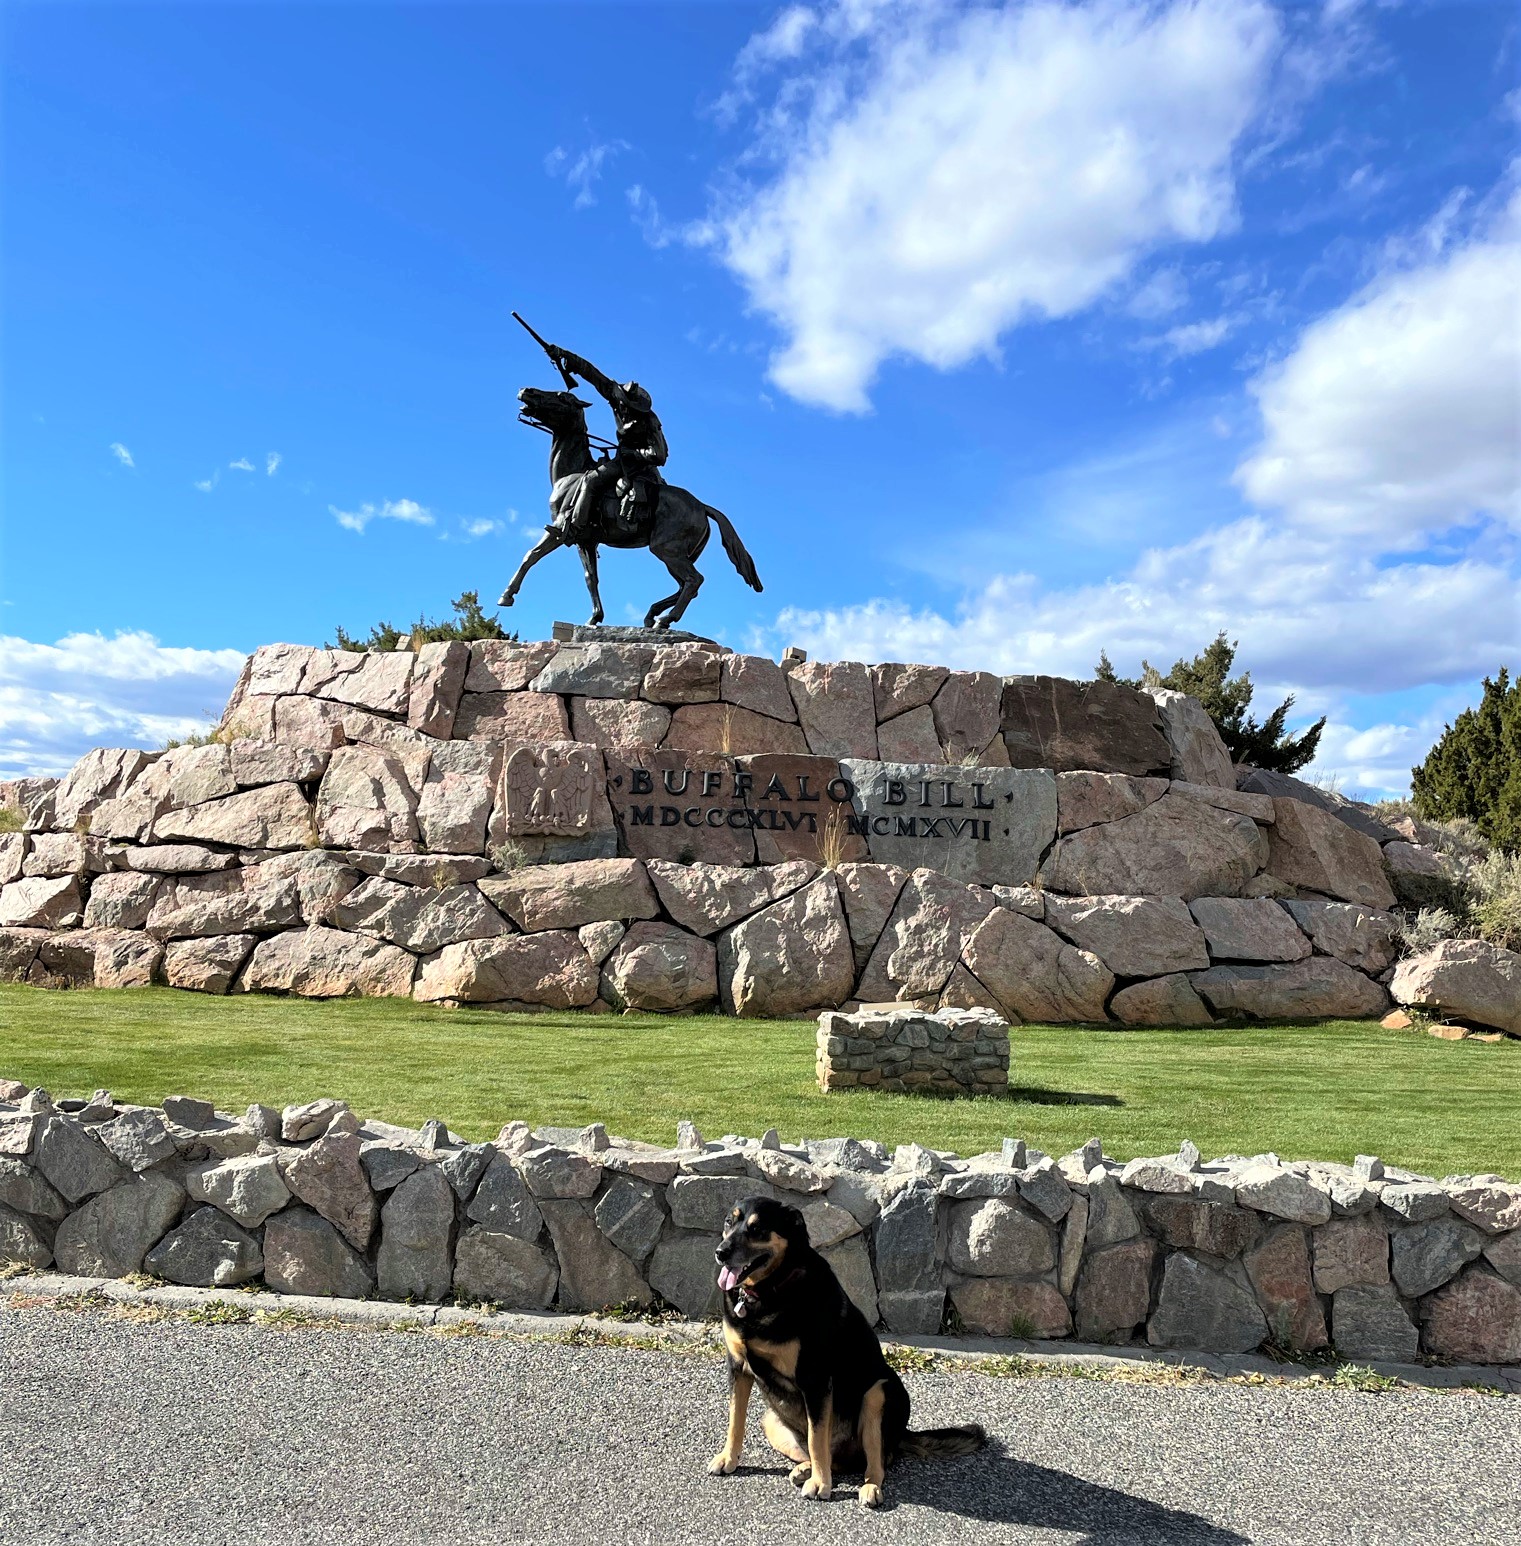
xmin=1412 ymin=669 xmax=1521 ymax=853
xmin=331 ymin=591 xmax=516 ymax=652
xmin=1095 ymin=633 xmax=1325 ymax=774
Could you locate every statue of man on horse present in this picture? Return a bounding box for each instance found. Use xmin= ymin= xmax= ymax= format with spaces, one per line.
xmin=497 ymin=315 xmax=762 ymax=632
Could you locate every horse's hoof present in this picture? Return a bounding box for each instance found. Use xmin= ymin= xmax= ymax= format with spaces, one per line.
xmin=497 ymin=591 xmax=514 ymax=608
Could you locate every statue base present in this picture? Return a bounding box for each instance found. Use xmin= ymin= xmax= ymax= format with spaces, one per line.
xmin=550 ymin=621 xmax=726 ymax=649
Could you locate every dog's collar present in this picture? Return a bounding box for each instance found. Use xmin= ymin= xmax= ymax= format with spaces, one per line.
xmin=731 ymin=1265 xmax=804 ymax=1319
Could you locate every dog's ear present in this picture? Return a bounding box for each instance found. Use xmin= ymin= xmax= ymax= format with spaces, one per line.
xmin=781 ymin=1203 xmax=809 ymax=1242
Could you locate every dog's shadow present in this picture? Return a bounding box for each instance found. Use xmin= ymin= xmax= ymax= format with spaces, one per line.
xmin=743 ymin=1445 xmax=1249 ymax=1543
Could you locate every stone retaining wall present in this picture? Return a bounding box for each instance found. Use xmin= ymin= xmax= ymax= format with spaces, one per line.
xmin=2 ymin=1080 xmax=1518 ymax=1366
xmin=2 ymin=638 xmax=1514 ymax=1028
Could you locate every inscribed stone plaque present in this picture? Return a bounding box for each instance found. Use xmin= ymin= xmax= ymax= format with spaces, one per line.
xmin=839 ymin=761 xmax=1057 ymax=887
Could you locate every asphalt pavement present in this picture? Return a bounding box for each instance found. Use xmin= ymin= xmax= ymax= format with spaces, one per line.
xmin=1 ymin=1304 xmax=1516 ymax=1546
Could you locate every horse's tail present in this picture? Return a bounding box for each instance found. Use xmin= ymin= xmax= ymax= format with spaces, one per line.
xmin=708 ymin=506 xmax=763 ymax=593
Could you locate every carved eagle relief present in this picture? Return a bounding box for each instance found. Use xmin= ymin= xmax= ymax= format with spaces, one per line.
xmin=501 ymin=745 xmax=596 ymax=835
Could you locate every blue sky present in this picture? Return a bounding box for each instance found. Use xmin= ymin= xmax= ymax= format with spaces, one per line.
xmin=2 ymin=0 xmax=1517 ymax=795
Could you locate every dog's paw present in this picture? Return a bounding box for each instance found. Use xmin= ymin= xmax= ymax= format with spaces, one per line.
xmin=707 ymin=1451 xmax=739 ymax=1476
xmin=859 ymin=1483 xmax=883 ymax=1510
xmin=800 ymin=1477 xmax=833 ymax=1501
xmin=788 ymin=1463 xmax=812 ymax=1488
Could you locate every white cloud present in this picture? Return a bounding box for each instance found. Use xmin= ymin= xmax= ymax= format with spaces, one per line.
xmin=109 ymin=442 xmax=134 ymax=468
xmin=0 ymin=631 xmax=246 ymax=780
xmin=229 ymin=456 xmax=255 ymax=472
xmin=545 ymin=139 xmax=629 ymax=209
xmin=703 ymin=0 xmax=1282 ymax=409
xmin=330 ymin=498 xmax=435 ymax=534
xmin=266 ymin=452 xmax=282 ymax=476
xmin=194 ymin=473 xmax=218 ymax=493
xmin=764 ymin=163 xmax=1521 ymax=800
xmin=1236 ymin=182 xmax=1521 ymax=542
xmin=462 ymin=518 xmax=502 ymax=539
xmin=1153 ymin=315 xmax=1236 ymax=358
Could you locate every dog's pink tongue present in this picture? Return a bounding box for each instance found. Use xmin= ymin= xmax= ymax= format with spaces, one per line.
xmin=717 ymin=1265 xmax=739 ymax=1292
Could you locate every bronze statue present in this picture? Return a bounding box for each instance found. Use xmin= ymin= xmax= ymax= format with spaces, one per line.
xmin=498 ymin=316 xmax=762 ymax=630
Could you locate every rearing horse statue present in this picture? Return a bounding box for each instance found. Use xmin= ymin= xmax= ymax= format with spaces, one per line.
xmin=498 ymin=384 xmax=763 ymax=630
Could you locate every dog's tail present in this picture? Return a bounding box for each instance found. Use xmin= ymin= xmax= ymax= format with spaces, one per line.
xmin=900 ymin=1423 xmax=987 ymax=1458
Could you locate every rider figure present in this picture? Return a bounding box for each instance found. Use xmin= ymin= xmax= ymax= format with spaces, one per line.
xmin=549 ymin=345 xmax=669 ymax=539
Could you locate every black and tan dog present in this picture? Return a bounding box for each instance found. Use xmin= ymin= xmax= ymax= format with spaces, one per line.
xmin=708 ymin=1194 xmax=985 ymax=1508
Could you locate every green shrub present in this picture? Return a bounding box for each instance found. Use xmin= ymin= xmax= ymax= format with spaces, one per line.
xmin=1096 ymin=633 xmax=1325 ymax=773
xmin=1412 ymin=668 xmax=1521 ymax=853
xmin=330 ymin=590 xmax=517 ymax=652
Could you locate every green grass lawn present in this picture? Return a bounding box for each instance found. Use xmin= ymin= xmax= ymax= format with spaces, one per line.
xmin=1 ymin=984 xmax=1516 ymax=1177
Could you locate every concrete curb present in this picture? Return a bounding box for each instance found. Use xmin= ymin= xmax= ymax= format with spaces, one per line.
xmin=6 ymin=1272 xmax=1516 ymax=1394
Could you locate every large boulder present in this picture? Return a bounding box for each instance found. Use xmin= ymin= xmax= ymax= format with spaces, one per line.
xmin=453 ymin=1226 xmax=558 ymax=1308
xmin=570 ymin=697 xmax=672 ymax=748
xmin=874 ymin=1181 xmax=943 ymax=1334
xmin=408 ymin=640 xmax=470 ymax=738
xmin=414 ymin=742 xmax=498 ymax=854
xmin=187 ymin=1153 xmax=291 ymax=1227
xmin=146 ymin=864 xmax=301 ymax=940
xmin=1150 ymin=691 xmax=1234 ymax=788
xmin=643 ymin=644 xmax=723 ymax=705
xmin=0 ymin=1157 xmax=68 ymax=1220
xmin=1390 ymin=1218 xmax=1484 ymax=1298
xmin=377 ymin=1164 xmax=456 ymax=1302
xmin=1055 ymin=773 xmax=1169 ymax=834
xmin=331 ymin=877 xmax=508 ymax=954
xmin=855 ymin=869 xmax=996 ymax=1003
xmin=1188 ymin=898 xmax=1311 ymax=963
xmin=163 ymin=935 xmax=258 ymax=994
xmin=240 ymin=927 xmax=416 ymax=999
xmin=38 ymin=930 xmax=162 ymax=990
xmin=1264 ymin=799 xmax=1396 ymax=908
xmin=1382 ymin=842 xmax=1457 ymax=908
xmin=722 ymin=654 xmax=798 ymax=722
xmin=315 ymin=746 xmax=422 ymax=851
xmin=463 ymin=640 xmax=559 ymax=693
xmin=645 ymin=860 xmax=816 ymax=936
xmin=946 ymin=1198 xmax=1055 ymax=1276
xmin=0 ymin=876 xmax=85 ymax=930
xmin=467 ymin=1155 xmax=545 ymax=1239
xmin=1040 ymin=790 xmax=1268 ymax=901
xmin=53 ymin=1173 xmax=183 ymax=1276
xmin=718 ymin=875 xmax=855 ymax=1016
xmin=647 ymin=1230 xmax=723 ymax=1319
xmin=152 ymin=783 xmax=314 ymax=851
xmin=961 ymin=907 xmax=1113 ymax=1024
xmin=1281 ymin=900 xmax=1399 ymax=974
xmin=786 ymin=661 xmax=878 ymax=759
xmin=456 ymin=690 xmax=571 ymax=744
xmin=1074 ymin=1237 xmax=1155 ymax=1341
xmin=1390 ymin=940 xmax=1521 ymax=1036
xmin=1421 ymin=1267 xmax=1521 ymax=1364
xmin=1243 ymin=1224 xmax=1327 ymax=1350
xmin=538 ymin=1198 xmax=651 ymax=1311
xmin=1110 ymin=974 xmax=1214 ymax=1027
xmin=1192 ymin=959 xmax=1388 ymax=1020
xmin=1147 ymin=1252 xmax=1267 ymax=1353
xmin=1238 ymin=768 xmax=1397 ymax=844
xmin=665 ymin=702 xmax=807 ymax=757
xmin=1311 ymin=1216 xmax=1389 ymax=1293
xmin=83 ymin=872 xmax=159 ymax=931
xmin=1001 ymin=676 xmax=1170 ymax=776
xmin=929 ymin=670 xmax=1005 ymax=763
xmin=530 ymin=641 xmax=653 ymax=697
xmin=278 ymin=1132 xmax=377 ymax=1250
xmin=1332 ymin=1284 xmax=1418 ymax=1361
xmin=1044 ymin=894 xmax=1209 ymax=978
xmin=600 ymin=923 xmax=717 ymax=1012
xmin=414 ymin=932 xmax=598 ymax=1008
xmin=841 ymin=761 xmax=1057 ymax=887
xmin=0 ymin=1202 xmax=52 ymax=1269
xmin=948 ymin=1277 xmax=1070 ymax=1339
xmin=144 ymin=1205 xmax=263 ymax=1287
xmin=263 ymin=1206 xmax=374 ymax=1297
xmin=481 ymin=859 xmax=658 ymax=932
xmin=34 ymin=1117 xmax=127 ymax=1203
